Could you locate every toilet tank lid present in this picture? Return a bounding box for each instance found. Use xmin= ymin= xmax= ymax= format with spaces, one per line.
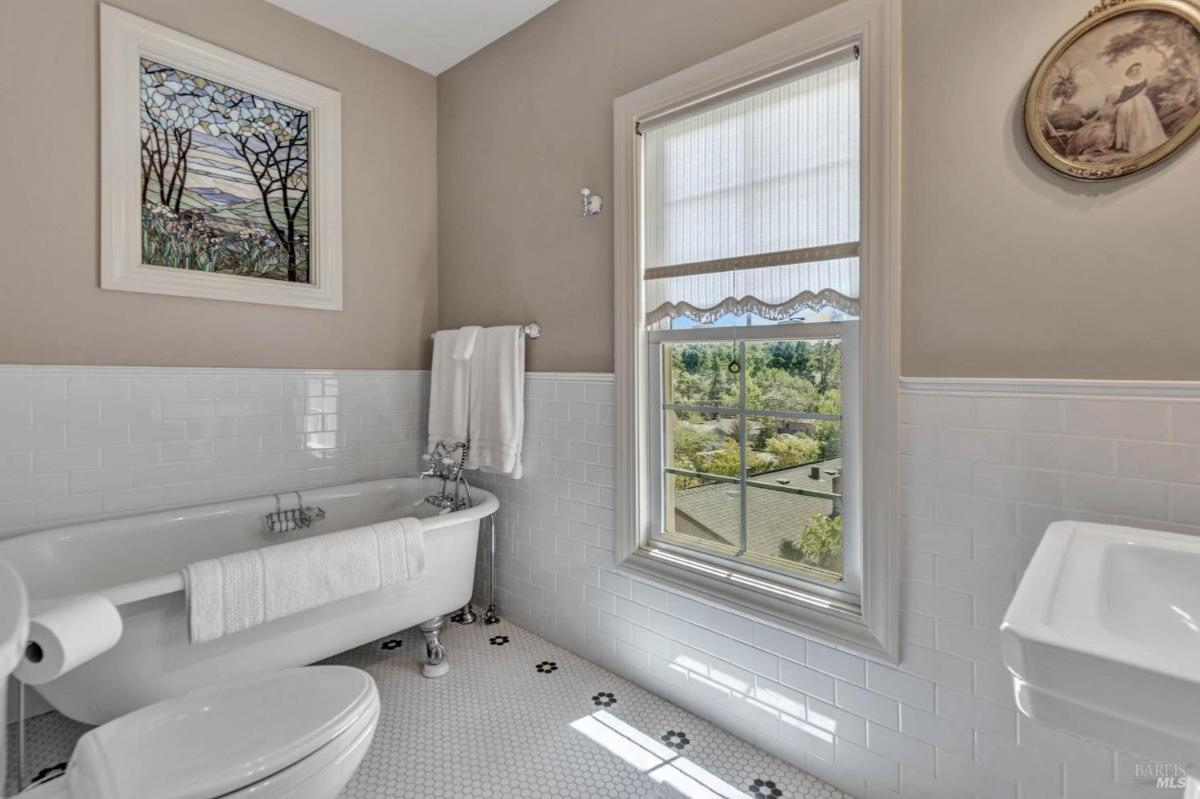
xmin=68 ymin=665 xmax=379 ymax=799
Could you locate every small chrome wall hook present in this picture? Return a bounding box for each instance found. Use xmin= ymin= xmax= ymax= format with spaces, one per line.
xmin=580 ymin=187 xmax=603 ymax=216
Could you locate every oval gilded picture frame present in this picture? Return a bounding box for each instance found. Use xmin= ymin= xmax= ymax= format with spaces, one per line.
xmin=1025 ymin=0 xmax=1200 ymax=180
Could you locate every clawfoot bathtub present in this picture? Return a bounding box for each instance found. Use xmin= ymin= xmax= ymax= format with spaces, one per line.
xmin=0 ymin=476 xmax=497 ymax=724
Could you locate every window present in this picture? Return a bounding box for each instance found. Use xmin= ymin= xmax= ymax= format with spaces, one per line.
xmin=613 ymin=0 xmax=899 ymax=658
xmin=653 ymin=328 xmax=859 ymax=599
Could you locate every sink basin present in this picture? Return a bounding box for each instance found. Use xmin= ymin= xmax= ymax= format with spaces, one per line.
xmin=1001 ymin=520 xmax=1200 ymax=765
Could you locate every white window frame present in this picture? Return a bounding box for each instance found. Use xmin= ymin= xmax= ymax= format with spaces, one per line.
xmin=612 ymin=0 xmax=899 ymax=659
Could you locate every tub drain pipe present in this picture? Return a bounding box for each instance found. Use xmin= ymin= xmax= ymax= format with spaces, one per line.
xmin=483 ymin=513 xmax=500 ymax=625
xmin=15 ymin=679 xmax=26 ymax=794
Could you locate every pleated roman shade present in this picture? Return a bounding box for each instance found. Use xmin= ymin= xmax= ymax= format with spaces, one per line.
xmin=640 ymin=46 xmax=861 ymax=328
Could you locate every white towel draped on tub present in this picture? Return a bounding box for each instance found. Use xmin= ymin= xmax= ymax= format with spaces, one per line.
xmin=427 ymin=326 xmax=481 ymax=450
xmin=184 ymin=518 xmax=425 ymax=644
xmin=465 ymin=325 xmax=525 ymax=479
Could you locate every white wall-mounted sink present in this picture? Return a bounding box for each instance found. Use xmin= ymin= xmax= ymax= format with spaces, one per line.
xmin=1002 ymin=520 xmax=1200 ymax=767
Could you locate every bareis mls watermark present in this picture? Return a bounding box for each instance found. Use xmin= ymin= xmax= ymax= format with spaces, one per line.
xmin=1133 ymin=762 xmax=1191 ymax=790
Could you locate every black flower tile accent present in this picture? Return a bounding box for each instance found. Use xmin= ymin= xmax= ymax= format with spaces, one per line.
xmin=450 ymin=609 xmax=474 ymax=624
xmin=32 ymin=762 xmax=67 ymax=785
xmin=489 ymin=635 xmax=510 ymax=646
xmin=660 ymin=730 xmax=690 ymax=750
xmin=591 ymin=691 xmax=617 ymax=707
xmin=535 ymin=661 xmax=558 ymax=674
xmin=750 ymin=778 xmax=784 ymax=798
xmin=381 ymin=639 xmax=403 ymax=651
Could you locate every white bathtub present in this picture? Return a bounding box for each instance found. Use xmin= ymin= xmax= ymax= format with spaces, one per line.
xmin=0 ymin=476 xmax=497 ymax=725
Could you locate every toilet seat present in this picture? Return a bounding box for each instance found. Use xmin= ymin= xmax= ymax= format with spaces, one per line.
xmin=52 ymin=666 xmax=378 ymax=799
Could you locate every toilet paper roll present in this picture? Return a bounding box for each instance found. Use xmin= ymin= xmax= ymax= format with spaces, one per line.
xmin=14 ymin=594 xmax=123 ymax=685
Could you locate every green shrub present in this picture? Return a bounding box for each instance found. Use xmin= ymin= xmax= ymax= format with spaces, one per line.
xmin=764 ymin=434 xmax=822 ymax=467
xmin=780 ymin=513 xmax=842 ymax=571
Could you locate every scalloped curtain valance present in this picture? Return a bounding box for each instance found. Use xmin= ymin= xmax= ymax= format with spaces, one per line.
xmin=641 ymin=46 xmax=860 ymax=327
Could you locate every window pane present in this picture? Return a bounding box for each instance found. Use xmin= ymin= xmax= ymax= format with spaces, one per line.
xmin=665 ymin=411 xmax=740 ymax=483
xmin=664 ymin=477 xmax=741 ymax=555
xmin=745 ymin=338 xmax=842 ymax=413
xmin=663 ymin=406 xmax=741 ymax=553
xmin=663 ymin=341 xmax=739 ymax=408
xmin=746 ymin=484 xmax=843 ymax=580
xmin=747 ymin=417 xmax=837 ymax=475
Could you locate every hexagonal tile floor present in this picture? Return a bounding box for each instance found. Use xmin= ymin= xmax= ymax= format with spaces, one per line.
xmin=5 ymin=618 xmax=849 ymax=798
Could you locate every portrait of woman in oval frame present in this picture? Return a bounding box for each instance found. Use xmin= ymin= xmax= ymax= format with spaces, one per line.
xmin=1025 ymin=0 xmax=1200 ymax=180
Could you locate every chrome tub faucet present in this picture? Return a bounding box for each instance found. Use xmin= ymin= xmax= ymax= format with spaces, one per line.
xmin=421 ymin=441 xmax=472 ymax=513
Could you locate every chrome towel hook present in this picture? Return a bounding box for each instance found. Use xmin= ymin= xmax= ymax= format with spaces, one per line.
xmin=580 ymin=187 xmax=603 ymax=216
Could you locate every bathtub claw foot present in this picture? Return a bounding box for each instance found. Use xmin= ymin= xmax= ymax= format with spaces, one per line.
xmin=419 ymin=616 xmax=449 ymax=678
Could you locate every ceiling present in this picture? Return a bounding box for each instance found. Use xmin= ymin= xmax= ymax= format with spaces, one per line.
xmin=265 ymin=0 xmax=561 ymax=75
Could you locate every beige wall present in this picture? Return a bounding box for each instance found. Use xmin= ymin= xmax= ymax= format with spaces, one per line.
xmin=0 ymin=0 xmax=437 ymax=369
xmin=439 ymin=0 xmax=1200 ymax=378
xmin=7 ymin=0 xmax=1199 ymax=376
xmin=903 ymin=0 xmax=1200 ymax=378
xmin=437 ymin=0 xmax=842 ymax=373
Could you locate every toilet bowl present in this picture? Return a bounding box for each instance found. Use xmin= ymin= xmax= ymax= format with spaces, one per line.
xmin=18 ymin=665 xmax=380 ymax=799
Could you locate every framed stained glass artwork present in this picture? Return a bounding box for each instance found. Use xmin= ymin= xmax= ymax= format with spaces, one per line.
xmin=100 ymin=5 xmax=343 ymax=309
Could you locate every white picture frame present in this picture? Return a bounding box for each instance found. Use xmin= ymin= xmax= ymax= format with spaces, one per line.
xmin=100 ymin=4 xmax=343 ymax=310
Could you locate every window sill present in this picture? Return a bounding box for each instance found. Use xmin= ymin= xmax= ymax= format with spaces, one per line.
xmin=618 ymin=545 xmax=898 ymax=662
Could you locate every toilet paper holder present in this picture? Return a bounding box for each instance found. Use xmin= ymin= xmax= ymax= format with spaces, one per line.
xmin=14 ymin=593 xmax=124 ymax=791
xmin=16 ymin=594 xmax=124 ymax=686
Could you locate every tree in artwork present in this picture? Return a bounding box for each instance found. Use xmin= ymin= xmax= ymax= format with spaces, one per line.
xmin=1100 ymin=11 xmax=1200 ymax=136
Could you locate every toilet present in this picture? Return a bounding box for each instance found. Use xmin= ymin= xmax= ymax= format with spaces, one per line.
xmin=19 ymin=666 xmax=380 ymax=799
xmin=0 ymin=562 xmax=380 ymax=799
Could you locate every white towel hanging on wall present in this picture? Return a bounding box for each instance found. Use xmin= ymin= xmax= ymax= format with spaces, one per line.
xmin=427 ymin=327 xmax=478 ymax=449
xmin=464 ymin=325 xmax=526 ymax=479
